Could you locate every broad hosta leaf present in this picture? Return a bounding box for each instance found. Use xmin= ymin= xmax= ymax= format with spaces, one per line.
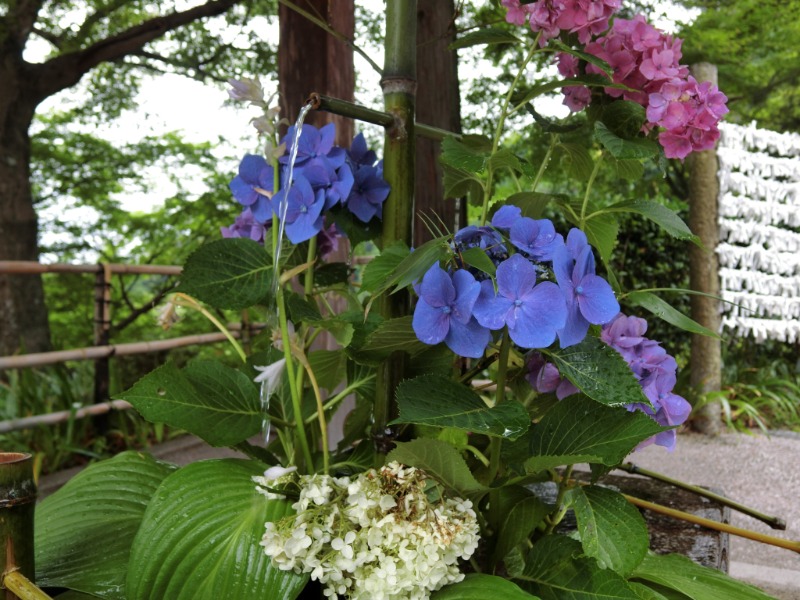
xmin=525 ymin=395 xmax=668 ymax=473
xmin=544 ymin=337 xmax=649 ymax=408
xmin=493 ymin=495 xmax=550 ymax=566
xmin=604 ymin=200 xmax=695 ymax=241
xmin=433 ymin=574 xmax=540 ymax=599
xmin=449 ymin=28 xmax=520 ymax=50
xmin=391 ymin=374 xmax=530 ymax=440
xmin=388 ymin=438 xmax=487 ymax=499
xmin=127 ymin=460 xmax=307 ymax=600
xmin=631 ymin=553 xmax=776 ymax=600
xmin=511 ymin=535 xmax=640 ymax=599
xmin=35 ymin=452 xmax=177 ymax=599
xmin=361 ymin=241 xmax=409 ymax=294
xmin=626 ymin=582 xmax=673 ymax=600
xmin=595 ymin=122 xmax=659 ymax=160
xmin=626 ymin=291 xmax=720 ymax=338
xmin=116 ymin=361 xmax=261 ymax=447
xmin=178 ymin=238 xmax=273 ymax=309
xmin=568 ymin=485 xmax=649 ymax=576
xmin=360 ymin=316 xmax=430 ymax=358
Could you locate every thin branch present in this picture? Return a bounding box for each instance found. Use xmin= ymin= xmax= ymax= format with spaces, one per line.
xmin=30 ymin=25 xmax=63 ymax=50
xmin=4 ymin=0 xmax=45 ymax=48
xmin=74 ymin=0 xmax=132 ymax=43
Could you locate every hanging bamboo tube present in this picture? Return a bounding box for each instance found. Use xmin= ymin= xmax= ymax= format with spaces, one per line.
xmin=0 ymin=453 xmax=37 ymax=600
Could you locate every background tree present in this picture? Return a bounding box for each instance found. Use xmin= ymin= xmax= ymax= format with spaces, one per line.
xmin=0 ymin=0 xmax=275 ymax=357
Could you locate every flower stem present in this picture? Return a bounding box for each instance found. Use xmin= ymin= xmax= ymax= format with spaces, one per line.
xmin=545 ymin=464 xmax=574 ymax=534
xmin=170 ymin=293 xmax=246 ymax=363
xmin=488 ymin=332 xmax=512 ymax=482
xmin=531 ymin=134 xmax=558 ymax=193
xmin=580 ymin=153 xmax=603 ymax=229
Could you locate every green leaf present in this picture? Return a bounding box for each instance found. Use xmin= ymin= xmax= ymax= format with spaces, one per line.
xmin=549 ymin=40 xmax=613 ymax=77
xmin=493 ymin=495 xmax=550 ymax=566
xmin=116 ymin=361 xmax=261 ymax=447
xmin=441 ymin=136 xmax=489 ymax=174
xmin=178 ymin=238 xmax=273 ymax=310
xmin=330 ymin=205 xmax=384 ymax=248
xmin=524 ymin=395 xmax=668 ymax=472
xmin=35 ymin=452 xmax=177 ymax=599
xmin=558 ymin=143 xmax=595 ymax=181
xmin=360 ymin=315 xmax=430 ymax=358
xmin=361 ymin=241 xmax=409 ymax=293
xmin=583 ymin=212 xmax=620 ymax=265
xmin=460 ymin=246 xmax=497 ymax=277
xmin=608 ymin=157 xmax=645 ymax=181
xmin=595 ymin=122 xmax=659 ymax=160
xmin=503 ymin=191 xmax=562 ymax=219
xmin=568 ymin=485 xmax=649 ymax=576
xmin=307 ymin=350 xmax=346 ymax=392
xmin=627 ymin=582 xmax=675 ymax=600
xmin=391 ymin=374 xmax=530 ymax=440
xmin=313 ymin=262 xmax=350 ymax=286
xmin=127 ymin=459 xmax=306 ymax=600
xmin=512 ymin=535 xmax=640 ymax=599
xmin=631 ymin=553 xmax=777 ymax=600
xmin=433 ymin=574 xmax=540 ymax=599
xmin=604 ymin=200 xmax=695 ymax=241
xmin=514 ymin=74 xmax=624 ymax=107
xmin=442 ymin=162 xmax=485 ymax=200
xmin=626 ymin=291 xmax=721 ymax=338
xmin=449 ymin=28 xmax=520 ymax=50
xmin=388 ymin=438 xmax=487 ymax=499
xmin=372 ymin=235 xmax=453 ymax=297
xmin=601 ymin=100 xmax=647 ymax=138
xmin=544 ymin=337 xmax=649 ymax=408
xmin=488 ymin=148 xmax=523 ymax=173
xmin=286 ymin=292 xmax=322 ymax=322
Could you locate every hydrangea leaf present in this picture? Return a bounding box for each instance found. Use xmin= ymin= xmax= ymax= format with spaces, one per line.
xmin=604 ymin=200 xmax=696 ymax=241
xmin=432 ymin=574 xmax=539 ymax=599
xmin=388 ymin=438 xmax=487 ymax=500
xmin=582 ymin=212 xmax=620 ymax=265
xmin=523 ymin=395 xmax=668 ymax=472
xmin=441 ymin=136 xmax=489 ymax=174
xmin=391 ymin=374 xmax=530 ymax=440
xmin=488 ymin=148 xmax=523 ymax=173
xmin=449 ymin=28 xmax=520 ymax=50
xmin=307 ymin=350 xmax=346 ymax=392
xmin=627 ymin=291 xmax=720 ymax=338
xmin=567 ymin=485 xmax=649 ymax=576
xmin=601 ymin=100 xmax=647 ymax=139
xmin=178 ymin=238 xmax=273 ymax=310
xmin=116 ymin=361 xmax=261 ymax=447
xmin=558 ymin=143 xmax=595 ymax=181
xmin=631 ymin=553 xmax=777 ymax=600
xmin=442 ymin=162 xmax=485 ymax=200
xmin=126 ymin=460 xmax=307 ymax=600
xmin=361 ymin=241 xmax=409 ymax=294
xmin=509 ymin=535 xmax=640 ymax=599
xmin=503 ymin=191 xmax=560 ymax=219
xmin=35 ymin=452 xmax=177 ymax=599
xmin=544 ymin=337 xmax=649 ymax=407
xmin=492 ymin=495 xmax=550 ymax=567
xmin=608 ymin=157 xmax=645 ymax=181
xmin=359 ymin=316 xmax=431 ymax=358
xmin=595 ymin=121 xmax=659 ymax=160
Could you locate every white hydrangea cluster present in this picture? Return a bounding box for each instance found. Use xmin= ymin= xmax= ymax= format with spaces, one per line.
xmin=257 ymin=461 xmax=480 ymax=600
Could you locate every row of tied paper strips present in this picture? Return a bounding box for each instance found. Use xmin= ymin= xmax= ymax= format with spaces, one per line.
xmin=716 ymin=121 xmax=800 ymax=343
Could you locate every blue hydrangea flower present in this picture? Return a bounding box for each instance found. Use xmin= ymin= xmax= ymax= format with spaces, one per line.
xmin=347 ymin=132 xmax=378 ymax=169
xmin=553 ymin=234 xmax=620 ymax=347
xmin=412 ymin=264 xmax=491 ymax=359
xmin=229 ymin=154 xmax=274 ymax=222
xmin=346 ymin=165 xmax=391 ymax=222
xmin=509 ymin=217 xmax=565 ymax=262
xmin=304 ymin=162 xmax=354 ymax=210
xmin=453 ymin=225 xmax=508 ymax=267
xmin=272 ymin=175 xmax=326 ymax=244
xmin=220 ymin=208 xmax=268 ymax=244
xmin=473 ymin=254 xmax=567 ymax=349
xmin=280 ymin=123 xmax=346 ymax=172
xmin=491 ymin=205 xmax=522 ymax=230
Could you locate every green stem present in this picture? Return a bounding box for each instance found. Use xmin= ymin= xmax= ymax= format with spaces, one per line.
xmin=487 ymin=331 xmax=512 ymax=482
xmin=480 ymin=36 xmax=541 ymax=226
xmin=171 ymin=294 xmax=246 ymax=363
xmin=545 ymin=465 xmax=574 ymax=534
xmin=579 ymin=153 xmax=603 ymax=229
xmin=531 ymin=134 xmax=558 ymax=193
xmin=303 ymin=376 xmax=376 ymax=425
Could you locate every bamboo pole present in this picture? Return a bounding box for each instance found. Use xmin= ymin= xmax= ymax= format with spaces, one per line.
xmin=93 ymin=263 xmax=113 ymax=414
xmin=1 ymin=572 xmax=52 ymax=600
xmin=0 ymin=400 xmax=133 ymax=435
xmin=0 ymin=261 xmax=181 ymax=276
xmin=0 ymin=453 xmax=36 ymax=600
xmin=0 ymin=327 xmax=264 ymax=370
xmin=371 ymin=0 xmax=417 ymax=456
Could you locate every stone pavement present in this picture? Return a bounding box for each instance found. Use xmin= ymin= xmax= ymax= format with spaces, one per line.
xmin=39 ymin=430 xmax=800 ymax=599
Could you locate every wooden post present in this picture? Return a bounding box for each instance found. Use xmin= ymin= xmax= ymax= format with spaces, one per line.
xmin=0 ymin=453 xmax=36 ymax=600
xmin=688 ymin=62 xmax=722 ymax=435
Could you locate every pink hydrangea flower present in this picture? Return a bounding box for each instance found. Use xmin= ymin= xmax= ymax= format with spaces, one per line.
xmin=502 ymin=0 xmax=620 ymax=47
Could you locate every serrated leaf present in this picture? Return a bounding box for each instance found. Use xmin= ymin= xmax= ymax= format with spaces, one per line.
xmin=35 ymin=452 xmax=177 ymax=599
xmin=286 ymin=292 xmax=322 ymax=323
xmin=449 ymin=27 xmax=520 ymax=50
xmin=488 ymin=148 xmax=523 ymax=172
xmin=549 ymin=40 xmax=613 ymax=78
xmin=361 ymin=241 xmax=409 ymax=293
xmin=512 ymin=535 xmax=640 ymax=599
xmin=116 ymin=361 xmax=261 ymax=447
xmin=558 ymin=143 xmax=595 ymax=181
xmin=308 ymin=350 xmax=346 ymax=392
xmin=493 ymin=495 xmax=550 ymax=566
xmin=604 ymin=200 xmax=695 ymax=241
xmin=391 ymin=374 xmax=530 ymax=440
xmin=568 ymin=485 xmax=649 ymax=576
xmin=544 ymin=337 xmax=648 ymax=407
xmin=526 ymin=396 xmax=668 ymax=471
xmin=460 ymin=246 xmax=497 ymax=277
xmin=583 ymin=212 xmax=620 ymax=265
xmin=442 ymin=162 xmax=485 ymax=200
xmin=608 ymin=157 xmax=645 ymax=180
xmin=441 ymin=136 xmax=488 ymax=173
xmin=631 ymin=553 xmax=777 ymax=600
xmin=602 ymin=100 xmax=647 ymax=138
xmin=126 ymin=460 xmax=307 ymax=600
xmin=524 ymin=453 xmax=603 ymax=473
xmin=432 ymin=574 xmax=540 ymax=599
xmin=595 ymin=122 xmax=659 ymax=160
xmin=178 ymin=238 xmax=273 ymax=310
xmin=388 ymin=438 xmax=487 ymax=499
xmin=360 ymin=315 xmax=430 ymax=357
xmin=626 ymin=291 xmax=720 ymax=338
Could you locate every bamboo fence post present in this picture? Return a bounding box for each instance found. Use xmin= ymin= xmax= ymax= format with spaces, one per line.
xmin=93 ymin=263 xmax=113 ymax=406
xmin=371 ymin=0 xmax=417 ymax=456
xmin=688 ymin=62 xmax=723 ymax=436
xmin=0 ymin=453 xmax=36 ymax=600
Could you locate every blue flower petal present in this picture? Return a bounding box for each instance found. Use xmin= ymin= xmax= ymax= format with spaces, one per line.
xmin=473 ymin=281 xmax=512 ymax=330
xmin=576 ymin=275 xmax=619 ymax=324
xmin=412 ymin=298 xmax=449 ymax=345
xmin=445 ymin=317 xmax=491 ymax=358
xmin=420 ymin=264 xmax=455 ymax=309
xmin=557 ymin=300 xmax=590 ymax=347
xmin=509 ymin=282 xmax=567 ymax=348
xmin=491 ymin=205 xmax=522 ymax=229
xmin=496 ymin=254 xmax=538 ymax=300
xmin=239 ymin=154 xmax=268 ymax=183
xmin=451 ymin=269 xmax=481 ymax=324
xmin=229 ymin=176 xmax=258 ymax=206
